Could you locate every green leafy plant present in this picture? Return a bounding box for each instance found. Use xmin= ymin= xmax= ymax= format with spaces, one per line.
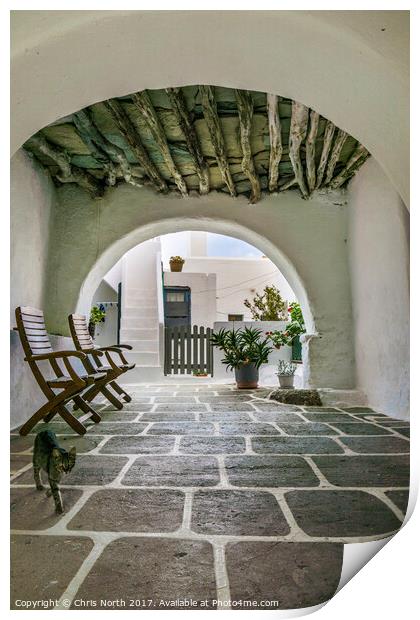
xmin=169 ymin=256 xmax=185 ymax=264
xmin=266 ymin=302 xmax=305 ymax=348
xmin=211 ymin=326 xmax=273 ymax=372
xmin=244 ymin=285 xmax=288 ymax=321
xmin=276 ymin=360 xmax=297 ymax=376
xmin=89 ymin=305 xmax=106 ymax=325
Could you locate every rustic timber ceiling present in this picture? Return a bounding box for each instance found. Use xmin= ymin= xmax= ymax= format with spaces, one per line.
xmin=23 ymin=86 xmax=370 ymax=203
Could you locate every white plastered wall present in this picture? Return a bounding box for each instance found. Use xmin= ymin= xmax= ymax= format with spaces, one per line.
xmin=10 ymin=150 xmax=61 ymax=429
xmin=348 ymin=158 xmax=409 ymax=419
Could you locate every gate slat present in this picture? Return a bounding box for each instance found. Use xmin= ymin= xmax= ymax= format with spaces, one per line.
xmin=205 ymin=327 xmax=212 ymax=375
xmin=199 ymin=326 xmax=205 ymax=373
xmin=173 ymin=326 xmax=179 ymax=374
xmin=179 ymin=326 xmax=185 ymax=374
xmin=192 ymin=325 xmax=198 ymax=373
xmin=164 ymin=327 xmax=169 ymax=375
xmin=186 ymin=326 xmax=192 ymax=373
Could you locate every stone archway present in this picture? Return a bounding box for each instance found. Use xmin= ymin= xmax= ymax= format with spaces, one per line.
xmin=45 ymin=183 xmax=354 ymax=390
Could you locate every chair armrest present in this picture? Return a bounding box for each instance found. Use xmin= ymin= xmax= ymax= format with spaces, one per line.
xmin=116 ymin=344 xmax=133 ymax=350
xmin=29 ymin=350 xmax=87 ymax=362
xmin=81 ymin=348 xmax=104 ymax=356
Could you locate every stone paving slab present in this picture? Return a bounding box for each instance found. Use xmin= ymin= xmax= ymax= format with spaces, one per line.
xmin=302 ymin=407 xmax=341 ymax=412
xmin=386 ymin=490 xmax=410 ymax=513
xmin=68 ymin=489 xmax=185 ymax=532
xmin=147 ymin=422 xmax=215 ymax=435
xmin=97 ymin=410 xmax=140 ymax=421
xmin=285 ymin=490 xmax=402 ymax=536
xmin=312 ymin=455 xmax=410 ymax=487
xmin=58 ymin=434 xmax=105 ymax=453
xmin=277 ymin=423 xmax=339 ymax=436
xmin=328 ymin=422 xmax=392 ymax=435
xmin=251 ymin=436 xmax=344 ymax=455
xmin=86 ymin=422 xmax=148 ymax=435
xmin=251 ymin=412 xmax=306 ymax=424
xmin=209 ymin=403 xmax=256 ymax=412
xmin=225 ymin=456 xmax=320 ymax=487
xmin=370 ymin=419 xmax=410 ymax=427
xmin=11 ymin=488 xmax=84 ymax=530
xmin=253 ymin=402 xmax=302 ymax=412
xmin=301 ymin=413 xmax=362 ymax=423
xmin=219 ymin=422 xmax=281 ymax=436
xmin=198 ymin=395 xmax=252 ymax=402
xmin=11 ymin=535 xmax=93 ymax=609
xmin=105 ymin=402 xmax=154 ymax=411
xmin=191 ymin=490 xmax=290 ymax=536
xmin=10 ymin=435 xmax=33 ymax=453
xmin=11 ymin=454 xmax=32 ymax=475
xmin=13 ymin=455 xmax=128 ymax=486
xmin=154 ymin=404 xmax=208 ymax=412
xmin=122 ymin=455 xmax=220 ymax=487
xmin=199 ymin=411 xmax=253 ymax=422
xmin=72 ymin=537 xmax=218 ymax=609
xmin=140 ymin=411 xmax=197 ymax=422
xmin=100 ymin=435 xmax=176 ymax=454
xmin=179 ymin=436 xmax=246 ymax=454
xmin=394 ymin=427 xmax=410 ymax=437
xmin=154 ymin=396 xmax=198 ymax=403
xmin=340 ymin=436 xmax=410 ymax=453
xmin=225 ymin=541 xmax=343 ymax=609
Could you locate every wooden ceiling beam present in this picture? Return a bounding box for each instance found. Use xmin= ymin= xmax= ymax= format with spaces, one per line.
xmin=266 ymin=94 xmax=283 ymax=192
xmin=165 ymin=87 xmax=209 ymax=194
xmin=305 ymin=110 xmax=320 ymax=193
xmin=199 ymin=85 xmax=236 ymax=197
xmin=289 ymin=101 xmax=309 ymax=198
xmin=235 ymin=89 xmax=261 ymax=204
xmin=132 ymin=91 xmax=188 ymax=196
xmin=74 ymin=108 xmax=142 ymax=188
xmin=315 ymin=120 xmax=335 ymax=189
xmin=103 ymin=99 xmax=167 ymax=193
xmin=329 ymin=143 xmax=370 ymax=189
xmin=324 ymin=129 xmax=349 ymax=185
xmin=25 ymin=133 xmax=104 ymax=198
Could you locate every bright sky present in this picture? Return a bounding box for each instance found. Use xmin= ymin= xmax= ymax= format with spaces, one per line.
xmin=207 ymin=233 xmax=263 ymax=257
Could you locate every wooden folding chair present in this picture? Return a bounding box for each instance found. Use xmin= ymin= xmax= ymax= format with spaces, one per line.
xmin=68 ymin=314 xmax=135 ymax=410
xmin=14 ymin=306 xmax=107 ymax=436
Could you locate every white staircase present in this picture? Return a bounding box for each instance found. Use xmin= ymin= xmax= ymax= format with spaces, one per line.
xmin=119 ymin=240 xmax=164 ymax=381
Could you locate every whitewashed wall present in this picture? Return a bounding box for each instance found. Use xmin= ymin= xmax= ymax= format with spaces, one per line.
xmin=348 ymin=158 xmax=409 ymax=419
xmin=10 ymin=150 xmax=57 ymax=429
xmin=180 ymin=257 xmax=296 ymax=322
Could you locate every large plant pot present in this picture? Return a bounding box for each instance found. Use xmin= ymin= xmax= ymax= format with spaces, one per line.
xmin=170 ymin=262 xmax=183 ymax=272
xmin=235 ymin=364 xmax=259 ymax=389
xmin=277 ymin=374 xmax=295 ymax=389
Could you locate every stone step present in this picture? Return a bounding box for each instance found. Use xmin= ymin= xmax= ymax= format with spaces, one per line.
xmin=124 ymin=339 xmax=159 ymax=352
xmin=121 ymin=317 xmax=157 ymax=329
xmin=120 ymin=327 xmax=159 ymax=340
xmin=124 ymin=305 xmax=157 ymax=317
xmin=126 ymin=351 xmax=160 ymax=366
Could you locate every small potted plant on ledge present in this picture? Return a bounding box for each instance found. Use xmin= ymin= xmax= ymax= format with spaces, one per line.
xmin=88 ymin=304 xmax=106 ymax=339
xmin=169 ymin=256 xmax=185 ymax=272
xmin=211 ymin=326 xmax=273 ymax=389
xmin=276 ymin=360 xmax=297 ymax=389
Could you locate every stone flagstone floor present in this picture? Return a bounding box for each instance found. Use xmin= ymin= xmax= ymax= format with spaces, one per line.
xmin=10 ymin=383 xmax=410 ymax=611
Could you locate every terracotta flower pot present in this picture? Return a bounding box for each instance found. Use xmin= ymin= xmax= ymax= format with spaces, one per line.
xmin=170 ymin=261 xmax=184 ymax=272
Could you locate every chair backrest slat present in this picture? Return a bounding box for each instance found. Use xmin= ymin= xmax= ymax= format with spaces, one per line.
xmin=15 ymin=307 xmax=53 ymax=358
xmin=68 ymin=314 xmax=94 ymax=351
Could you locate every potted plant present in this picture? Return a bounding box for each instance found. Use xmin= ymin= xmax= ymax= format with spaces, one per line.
xmin=88 ymin=304 xmax=106 ymax=339
xmin=266 ymin=302 xmax=306 ymax=356
xmin=211 ymin=326 xmax=273 ymax=389
xmin=169 ymin=256 xmax=185 ymax=272
xmin=276 ymin=360 xmax=297 ymax=389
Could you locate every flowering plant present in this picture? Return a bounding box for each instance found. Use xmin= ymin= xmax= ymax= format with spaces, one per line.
xmin=266 ymin=302 xmax=305 ymax=348
xmin=169 ymin=256 xmax=185 ymax=264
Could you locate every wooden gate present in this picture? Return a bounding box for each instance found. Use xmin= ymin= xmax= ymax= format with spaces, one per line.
xmin=164 ymin=325 xmax=213 ymax=376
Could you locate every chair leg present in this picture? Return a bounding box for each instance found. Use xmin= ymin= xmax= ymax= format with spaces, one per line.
xmin=56 ymin=405 xmax=88 ymax=435
xmin=72 ymin=395 xmax=102 ymax=423
xmin=19 ymin=386 xmax=82 ymax=436
xmin=100 ymin=386 xmax=124 ymax=410
xmin=109 ymin=380 xmax=132 ymax=403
